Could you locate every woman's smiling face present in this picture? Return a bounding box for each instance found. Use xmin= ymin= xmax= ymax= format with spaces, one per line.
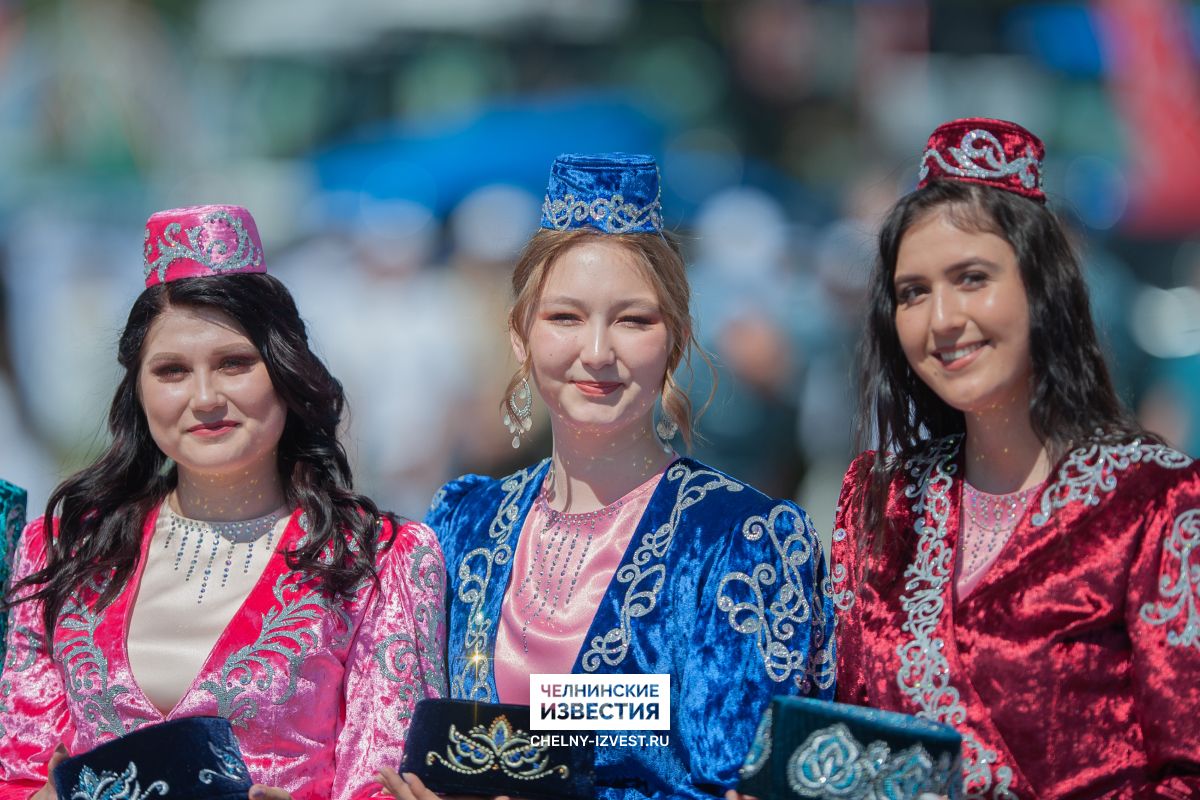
xmin=138 ymin=304 xmax=287 ymax=478
xmin=516 ymin=238 xmax=671 ymax=439
xmin=893 ymin=205 xmax=1033 ymax=417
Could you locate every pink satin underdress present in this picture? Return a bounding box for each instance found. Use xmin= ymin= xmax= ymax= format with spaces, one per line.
xmin=494 ymin=468 xmax=664 ymax=704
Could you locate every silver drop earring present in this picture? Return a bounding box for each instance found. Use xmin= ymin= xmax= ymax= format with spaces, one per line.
xmin=502 ymin=378 xmax=534 ymax=448
xmin=656 ymin=415 xmax=678 ymax=454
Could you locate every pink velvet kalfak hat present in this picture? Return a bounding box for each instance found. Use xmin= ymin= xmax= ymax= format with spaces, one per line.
xmin=142 ymin=204 xmax=266 ymax=287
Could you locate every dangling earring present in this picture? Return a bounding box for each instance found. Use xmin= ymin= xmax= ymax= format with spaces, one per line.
xmin=502 ymin=378 xmax=534 ymax=448
xmin=656 ymin=414 xmax=678 ymax=454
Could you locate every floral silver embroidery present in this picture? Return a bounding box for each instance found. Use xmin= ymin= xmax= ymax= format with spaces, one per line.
xmin=785 ymin=723 xmax=954 ymax=800
xmin=55 ymin=582 xmax=152 ymax=739
xmin=453 ymin=463 xmax=543 ymax=700
xmin=1032 ymin=441 xmax=1192 ymax=526
xmin=199 ymin=571 xmax=351 ymax=727
xmin=831 ymin=562 xmax=855 ymax=612
xmin=143 ymin=209 xmax=264 ymax=284
xmin=71 ymin=762 xmax=168 ymax=800
xmin=197 ymin=740 xmax=251 ymax=785
xmin=581 ymin=462 xmax=742 ymax=671
xmin=895 ymin=436 xmax=1015 ymax=799
xmin=375 ymin=542 xmax=449 ymax=718
xmin=541 ymin=192 xmax=663 ymax=234
xmin=426 ymin=715 xmax=569 ymax=780
xmin=917 ymin=129 xmax=1042 ymax=191
xmin=718 ymin=502 xmax=829 ymax=690
xmin=1140 ymin=508 xmax=1200 ymax=650
xmin=739 ymin=706 xmax=773 ymax=778
xmin=0 ymin=625 xmax=40 ymax=738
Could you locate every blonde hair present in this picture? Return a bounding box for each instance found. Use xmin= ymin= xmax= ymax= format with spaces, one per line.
xmin=503 ymin=227 xmax=714 ymax=450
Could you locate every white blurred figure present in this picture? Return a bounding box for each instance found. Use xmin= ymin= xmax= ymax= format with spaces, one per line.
xmin=688 ymin=187 xmax=804 ymax=500
xmin=3 ymin=210 xmax=139 ymax=510
xmin=282 ymin=197 xmax=468 ymax=518
xmin=444 ymin=184 xmax=542 ymax=476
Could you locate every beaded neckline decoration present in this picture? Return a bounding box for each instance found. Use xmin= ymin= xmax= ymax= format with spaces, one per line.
xmin=960 ymin=481 xmax=1041 ymax=577
xmin=159 ymin=503 xmax=286 ymax=604
xmin=917 ymin=117 xmax=1046 ymax=204
xmin=512 ymin=484 xmax=628 ymax=654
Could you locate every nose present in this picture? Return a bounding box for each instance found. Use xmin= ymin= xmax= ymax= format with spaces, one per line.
xmin=190 ymin=369 xmax=225 ymax=413
xmin=929 ymin=284 xmax=966 ymax=338
xmin=580 ymin=319 xmax=616 ymax=369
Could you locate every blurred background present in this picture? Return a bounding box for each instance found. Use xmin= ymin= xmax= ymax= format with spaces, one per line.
xmin=2 ymin=0 xmax=1199 ymax=537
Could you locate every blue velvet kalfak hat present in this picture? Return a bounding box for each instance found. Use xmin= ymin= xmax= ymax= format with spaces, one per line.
xmin=401 ymin=699 xmax=595 ymax=800
xmin=54 ymin=717 xmax=253 ymax=800
xmin=737 ymin=697 xmax=963 ymax=800
xmin=540 ymin=153 xmax=663 ymax=234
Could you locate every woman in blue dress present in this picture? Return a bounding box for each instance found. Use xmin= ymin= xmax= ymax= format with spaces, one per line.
xmin=384 ymin=154 xmax=835 ymax=800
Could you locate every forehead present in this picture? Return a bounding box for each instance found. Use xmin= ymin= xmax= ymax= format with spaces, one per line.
xmin=540 ymin=239 xmax=658 ymax=300
xmin=895 ymin=206 xmax=1016 ymax=275
xmin=143 ymin=304 xmax=252 ymax=351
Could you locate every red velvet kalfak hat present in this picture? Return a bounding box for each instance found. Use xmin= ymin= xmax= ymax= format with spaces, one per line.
xmin=143 ymin=204 xmax=266 ymax=287
xmin=917 ymin=118 xmax=1046 ymax=203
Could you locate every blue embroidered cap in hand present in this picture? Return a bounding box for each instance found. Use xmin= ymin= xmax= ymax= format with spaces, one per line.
xmin=53 ymin=717 xmax=253 ymax=800
xmin=737 ymin=696 xmax=963 ymax=800
xmin=540 ymin=153 xmax=663 ymax=234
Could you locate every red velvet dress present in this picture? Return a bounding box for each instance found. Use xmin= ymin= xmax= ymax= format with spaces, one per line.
xmin=832 ymin=436 xmax=1200 ymax=799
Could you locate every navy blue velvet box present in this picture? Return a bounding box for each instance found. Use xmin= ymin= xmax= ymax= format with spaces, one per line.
xmin=400 ymin=699 xmax=595 ymax=800
xmin=737 ymin=697 xmax=962 ymax=800
xmin=53 ymin=716 xmax=253 ymax=799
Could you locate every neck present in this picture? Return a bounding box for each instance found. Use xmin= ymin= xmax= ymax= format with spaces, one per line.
xmin=963 ymin=405 xmax=1050 ymax=494
xmin=172 ymin=456 xmax=287 ymax=522
xmin=545 ymin=418 xmax=674 ymax=512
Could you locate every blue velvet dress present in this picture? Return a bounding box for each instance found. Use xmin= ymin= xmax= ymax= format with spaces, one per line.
xmin=426 ymin=457 xmax=836 ymax=800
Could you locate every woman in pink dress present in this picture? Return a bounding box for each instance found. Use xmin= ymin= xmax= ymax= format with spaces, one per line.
xmin=0 ymin=205 xmax=445 ymax=800
xmin=832 ymin=119 xmax=1200 ymax=797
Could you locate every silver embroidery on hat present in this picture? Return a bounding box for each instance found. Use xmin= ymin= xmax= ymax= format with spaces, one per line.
xmin=785 ymin=722 xmax=955 ymax=800
xmin=541 ymin=192 xmax=663 ymax=234
xmin=918 ymin=129 xmax=1042 ymax=191
xmin=143 ymin=209 xmax=264 ymax=284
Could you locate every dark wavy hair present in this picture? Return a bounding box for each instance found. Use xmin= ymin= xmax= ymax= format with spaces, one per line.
xmin=7 ymin=273 xmax=398 ymax=637
xmin=854 ymin=180 xmax=1144 ymax=573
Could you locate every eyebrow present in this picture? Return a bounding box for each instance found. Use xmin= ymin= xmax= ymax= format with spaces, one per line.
xmin=143 ymin=344 xmax=259 ymax=362
xmin=894 ymin=257 xmax=1000 ymax=284
xmin=539 ymin=295 xmax=660 ymax=310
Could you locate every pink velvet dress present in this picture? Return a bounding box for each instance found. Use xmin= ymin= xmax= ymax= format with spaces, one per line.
xmin=493 ymin=469 xmax=663 ymax=704
xmin=0 ymin=508 xmax=447 ymax=800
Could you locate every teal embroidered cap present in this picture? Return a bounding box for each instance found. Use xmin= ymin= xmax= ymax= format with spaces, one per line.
xmin=401 ymin=699 xmax=595 ymax=800
xmin=737 ymin=696 xmax=963 ymax=800
xmin=53 ymin=716 xmax=253 ymax=799
xmin=540 ymin=153 xmax=663 ymax=234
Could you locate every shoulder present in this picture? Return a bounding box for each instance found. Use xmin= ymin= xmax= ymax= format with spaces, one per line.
xmin=1040 ymin=437 xmax=1196 ymax=510
xmin=424 ymin=462 xmax=549 ymax=553
xmin=372 ymin=517 xmax=446 ymax=588
xmin=667 ymin=458 xmax=817 ymax=542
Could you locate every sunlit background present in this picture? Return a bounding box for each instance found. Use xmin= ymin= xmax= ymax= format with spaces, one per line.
xmin=2 ymin=0 xmax=1199 ymax=536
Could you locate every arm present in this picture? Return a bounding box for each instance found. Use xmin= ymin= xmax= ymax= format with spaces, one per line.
xmin=0 ymin=520 xmax=76 ymax=800
xmin=830 ymin=452 xmax=874 ymax=707
xmin=331 ymin=521 xmax=448 ymax=800
xmin=671 ymin=499 xmax=835 ymax=800
xmin=1127 ymin=469 xmax=1200 ymax=799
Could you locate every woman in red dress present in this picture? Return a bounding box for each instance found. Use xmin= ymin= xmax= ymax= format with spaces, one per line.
xmin=832 ymin=118 xmax=1199 ymax=798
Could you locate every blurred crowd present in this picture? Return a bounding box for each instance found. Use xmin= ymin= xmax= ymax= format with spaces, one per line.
xmin=2 ymin=0 xmax=1199 ymax=538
